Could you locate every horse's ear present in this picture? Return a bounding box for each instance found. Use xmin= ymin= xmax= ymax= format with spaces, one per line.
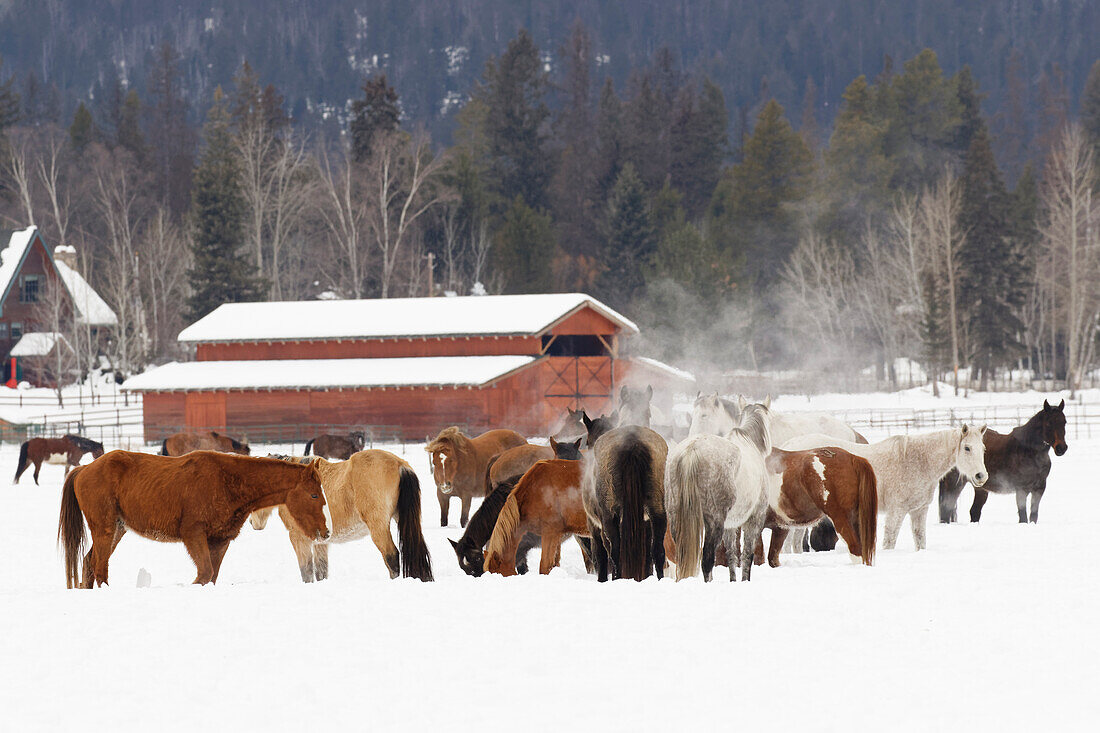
xmin=550 ymin=436 xmax=559 ymax=450
xmin=572 ymin=437 xmax=582 ymax=450
xmin=448 ymin=538 xmax=459 ymax=549
xmin=1044 ymin=399 xmax=1051 ymax=411
xmin=979 ymin=424 xmax=988 ymax=435
xmin=696 ymin=390 xmax=701 ymax=398
xmin=738 ymin=395 xmax=748 ymax=411
xmin=1058 ymin=399 xmax=1065 ymax=411
xmin=582 ymin=413 xmax=592 ymax=429
xmin=620 ymin=385 xmax=628 ymax=401
xmin=961 ymin=424 xmax=969 ymax=435
xmin=646 ymin=385 xmax=653 ymax=399
xmin=763 ymin=394 xmax=772 ymax=410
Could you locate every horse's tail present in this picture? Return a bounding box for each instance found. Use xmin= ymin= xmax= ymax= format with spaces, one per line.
xmin=484 ymin=454 xmax=500 ymax=494
xmin=14 ymin=440 xmax=29 ymax=483
xmin=159 ymin=439 xmax=169 ymax=456
xmin=303 ymin=438 xmax=315 ymax=456
xmin=483 ymin=477 xmax=520 ymax=574
xmin=668 ymin=446 xmax=705 ymax=580
xmin=616 ymin=440 xmax=651 ymax=582
xmin=58 ymin=467 xmax=86 ymax=589
xmin=396 ymin=466 xmax=433 ymax=581
xmin=856 ymin=457 xmax=877 ymax=566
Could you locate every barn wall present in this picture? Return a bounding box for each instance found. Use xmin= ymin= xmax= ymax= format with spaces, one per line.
xmin=195 ymin=335 xmax=542 ymax=361
xmin=1 ymin=238 xmax=57 ymax=358
xmin=546 ymin=308 xmax=620 ymax=338
xmin=142 ymin=392 xmax=186 ymax=441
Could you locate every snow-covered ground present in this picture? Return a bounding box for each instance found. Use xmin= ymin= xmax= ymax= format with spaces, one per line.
xmin=1 ymin=431 xmax=1097 ymax=730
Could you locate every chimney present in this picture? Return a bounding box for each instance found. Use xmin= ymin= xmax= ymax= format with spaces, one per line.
xmin=54 ymin=245 xmax=77 ymax=269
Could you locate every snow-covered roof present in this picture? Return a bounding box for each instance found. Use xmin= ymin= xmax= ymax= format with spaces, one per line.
xmin=177 ymin=293 xmax=639 ymax=343
xmin=54 ymin=260 xmax=117 ymax=327
xmin=10 ymin=332 xmax=68 ymax=357
xmin=122 ymin=355 xmax=539 ymax=392
xmin=0 ymin=227 xmax=38 ymax=305
xmin=632 ymin=356 xmax=696 ymax=383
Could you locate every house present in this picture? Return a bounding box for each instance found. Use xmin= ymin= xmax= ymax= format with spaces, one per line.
xmin=0 ymin=227 xmax=118 ymax=384
xmin=123 ymin=293 xmax=694 ymax=441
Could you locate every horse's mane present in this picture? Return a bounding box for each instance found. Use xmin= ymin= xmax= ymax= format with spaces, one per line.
xmin=483 ymin=477 xmax=521 ymax=570
xmin=461 ymin=481 xmax=514 ymax=550
xmin=64 ymin=434 xmax=103 ymax=453
xmin=731 ymin=404 xmax=771 ymax=454
xmin=267 ymin=453 xmax=314 ymax=465
xmin=426 ymin=426 xmax=471 ymax=455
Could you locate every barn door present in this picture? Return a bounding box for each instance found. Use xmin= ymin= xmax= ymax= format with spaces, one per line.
xmin=185 ymin=392 xmax=227 ymax=430
xmin=544 ymin=356 xmax=614 ymax=416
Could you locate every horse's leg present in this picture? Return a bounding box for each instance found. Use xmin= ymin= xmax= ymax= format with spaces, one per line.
xmin=366 ymin=514 xmax=401 ymax=579
xmin=589 ymin=524 xmax=610 ymax=582
xmin=722 ymin=529 xmax=738 ymax=582
xmin=882 ymin=511 xmax=904 ymax=550
xmin=605 ymin=514 xmax=622 ymax=580
xmin=767 ymin=527 xmax=788 ymax=567
xmin=312 ymin=543 xmax=329 ymax=581
xmin=740 ymin=511 xmax=767 ymax=582
xmin=830 ymin=510 xmax=863 ymax=564
xmin=89 ymin=524 xmax=125 ymax=588
xmin=32 ymin=459 xmax=42 ymax=486
xmin=969 ymin=488 xmax=989 ymax=523
xmin=516 ymin=532 xmax=540 ymax=575
xmin=208 ymin=538 xmax=232 ymax=583
xmin=1028 ymin=488 xmax=1044 ymax=524
xmin=650 ymin=511 xmax=667 ymax=580
xmin=576 ymin=536 xmax=595 ymax=574
xmin=181 ymin=529 xmax=215 ymax=585
xmin=908 ymin=506 xmax=929 ymax=550
xmin=437 ymin=489 xmax=449 ymax=527
xmin=938 ymin=470 xmax=964 ymax=523
xmin=701 ymin=522 xmax=720 ymax=582
xmin=1015 ymin=489 xmax=1029 ymax=524
xmin=539 ymin=534 xmax=564 ymax=574
xmin=459 ymin=495 xmax=473 ymax=529
xmin=753 ymin=535 xmax=766 ymax=566
xmin=288 ymin=529 xmax=316 ymax=583
xmin=80 ymin=547 xmax=95 ymax=588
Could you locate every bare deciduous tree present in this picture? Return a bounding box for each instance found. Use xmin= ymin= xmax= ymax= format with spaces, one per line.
xmin=918 ymin=171 xmax=966 ymax=394
xmin=317 ymin=145 xmax=369 ymax=298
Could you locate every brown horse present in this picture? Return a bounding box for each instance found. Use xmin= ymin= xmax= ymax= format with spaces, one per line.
xmin=426 ymin=426 xmax=526 ymax=527
xmin=486 ymin=437 xmax=583 ymax=493
xmin=484 ymin=459 xmax=590 ymax=576
xmin=251 ymin=451 xmax=433 ymax=582
xmin=763 ymin=447 xmax=878 ymax=566
xmin=15 ymin=434 xmax=105 ymax=484
xmin=57 ymin=451 xmax=330 ymax=588
xmin=160 ymin=430 xmax=250 ymax=456
xmin=304 ymin=432 xmax=365 ymax=460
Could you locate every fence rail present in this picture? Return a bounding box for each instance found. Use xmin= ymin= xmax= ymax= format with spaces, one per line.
xmin=814 ymin=404 xmax=1100 ymax=441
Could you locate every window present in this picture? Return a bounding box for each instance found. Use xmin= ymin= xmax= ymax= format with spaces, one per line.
xmin=19 ymin=275 xmax=40 ymax=304
xmin=0 ymin=323 xmax=7 ymax=341
xmin=11 ymin=323 xmax=22 ymax=341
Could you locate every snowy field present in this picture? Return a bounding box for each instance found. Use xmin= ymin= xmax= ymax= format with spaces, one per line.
xmin=1 ymin=431 xmax=1097 ymax=731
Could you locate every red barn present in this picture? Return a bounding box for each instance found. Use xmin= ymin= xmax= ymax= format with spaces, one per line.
xmin=124 ymin=294 xmax=690 ymax=441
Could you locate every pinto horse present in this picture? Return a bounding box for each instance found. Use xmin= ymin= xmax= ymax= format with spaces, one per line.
xmin=160 ymin=430 xmax=250 ymax=456
xmin=939 ymin=400 xmax=1068 ymax=524
xmin=252 ymin=451 xmax=433 ymax=582
xmin=304 ymin=432 xmax=365 ymax=460
xmin=15 ymin=434 xmax=104 ymax=485
xmin=483 ymin=459 xmax=590 ymax=576
xmin=764 ymin=447 xmax=878 ymax=566
xmin=58 ymin=451 xmax=330 ymax=588
xmin=582 ymin=425 xmax=668 ymax=582
xmin=426 ymin=427 xmax=526 ymax=527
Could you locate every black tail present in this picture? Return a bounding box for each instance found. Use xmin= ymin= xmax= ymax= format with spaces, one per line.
xmin=58 ymin=468 xmax=86 ymax=588
xmin=159 ymin=440 xmax=168 ymax=455
xmin=396 ymin=466 xmax=433 ymax=581
xmin=615 ymin=441 xmax=652 ymax=582
xmin=14 ymin=441 xmax=29 ymax=483
xmin=304 ymin=438 xmax=315 ymax=456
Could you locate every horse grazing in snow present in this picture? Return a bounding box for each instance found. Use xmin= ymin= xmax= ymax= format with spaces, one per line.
xmin=426 ymin=426 xmax=527 ymax=527
xmin=938 ymin=400 xmax=1068 ymax=524
xmin=485 ymin=437 xmax=583 ymax=494
xmin=160 ymin=430 xmax=250 ymax=456
xmin=15 ymin=434 xmax=104 ymax=484
xmin=783 ymin=425 xmax=988 ymax=551
xmin=666 ymin=399 xmax=773 ymax=582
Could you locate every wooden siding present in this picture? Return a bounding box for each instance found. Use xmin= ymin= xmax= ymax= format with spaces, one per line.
xmin=545 ymin=306 xmax=620 ymax=338
xmin=1 ymin=237 xmax=56 ymax=357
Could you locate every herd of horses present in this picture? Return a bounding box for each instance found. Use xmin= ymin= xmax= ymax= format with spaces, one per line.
xmin=24 ymin=385 xmax=1068 ymax=588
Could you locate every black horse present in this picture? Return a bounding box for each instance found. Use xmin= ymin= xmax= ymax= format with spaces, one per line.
xmin=938 ymin=400 xmax=1068 ymax=524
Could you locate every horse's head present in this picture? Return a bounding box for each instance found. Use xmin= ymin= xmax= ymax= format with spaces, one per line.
xmin=689 ymin=392 xmax=734 ymax=436
xmin=249 ymin=507 xmax=274 ymax=530
xmin=283 ymin=466 xmax=332 ymax=541
xmin=582 ymin=411 xmax=618 ymax=447
xmin=426 ymin=431 xmax=464 ymax=494
xmin=350 ymin=431 xmax=366 ymax=450
xmin=448 ymin=538 xmax=485 ymax=577
xmin=619 ymin=385 xmax=653 ymax=427
xmin=550 ymin=436 xmax=583 ymax=460
xmin=1041 ymin=399 xmax=1068 ymax=456
xmin=957 ymin=424 xmax=988 ymax=487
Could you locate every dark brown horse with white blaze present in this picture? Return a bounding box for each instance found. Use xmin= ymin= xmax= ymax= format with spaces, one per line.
xmin=426 ymin=426 xmax=526 ymax=527
xmin=764 ymin=447 xmax=878 ymax=566
xmin=58 ymin=451 xmax=330 ymax=588
xmin=15 ymin=434 xmax=104 ymax=484
xmin=160 ymin=430 xmax=250 ymax=456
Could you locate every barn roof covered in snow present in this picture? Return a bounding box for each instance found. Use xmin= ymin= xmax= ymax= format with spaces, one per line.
xmin=122 ymin=355 xmax=539 ymax=392
xmin=176 ymin=293 xmax=639 ymax=343
xmin=10 ymin=332 xmax=68 ymax=357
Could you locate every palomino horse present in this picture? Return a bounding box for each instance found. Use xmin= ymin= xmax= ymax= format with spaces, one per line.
xmin=485 ymin=437 xmax=583 ymax=494
xmin=252 ymin=451 xmax=433 ymax=582
xmin=160 ymin=430 xmax=250 ymax=456
xmin=426 ymin=426 xmax=526 ymax=527
xmin=15 ymin=434 xmax=104 ymax=484
xmin=666 ymin=400 xmax=773 ymax=582
xmin=764 ymin=447 xmax=878 ymax=566
xmin=304 ymin=432 xmax=365 ymax=460
xmin=939 ymin=400 xmax=1068 ymax=524
xmin=58 ymin=451 xmax=330 ymax=588
xmin=783 ymin=425 xmax=988 ymax=551
xmin=483 ymin=459 xmax=590 ymax=576
xmin=582 ymin=425 xmax=668 ymax=582
xmin=452 ymin=438 xmax=584 ymax=577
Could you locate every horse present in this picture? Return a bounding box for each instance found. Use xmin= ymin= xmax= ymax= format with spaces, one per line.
xmin=304 ymin=432 xmax=365 ymax=460
xmin=160 ymin=430 xmax=250 ymax=456
xmin=619 ymin=384 xmax=653 ymax=427
xmin=57 ymin=451 xmax=331 ymax=588
xmin=15 ymin=434 xmax=105 ymax=485
xmin=485 ymin=437 xmax=583 ymax=494
xmin=426 ymin=426 xmax=527 ymax=527
xmin=938 ymin=400 xmax=1068 ymax=524
xmin=581 ymin=411 xmax=619 ymax=447
xmin=666 ymin=399 xmax=773 ymax=582
xmin=483 ymin=460 xmax=592 ymax=576
xmin=763 ymin=447 xmax=878 ymax=567
xmin=782 ymin=424 xmax=988 ymax=551
xmin=451 ymin=438 xmax=584 ymax=577
xmin=552 ymin=407 xmax=589 ymax=443
xmin=252 ymin=451 xmax=433 ymax=582
xmin=581 ymin=425 xmax=668 ymax=582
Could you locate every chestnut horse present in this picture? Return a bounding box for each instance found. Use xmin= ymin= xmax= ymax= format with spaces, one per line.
xmin=764 ymin=447 xmax=878 ymax=566
xmin=484 ymin=459 xmax=590 ymax=576
xmin=15 ymin=434 xmax=104 ymax=484
xmin=486 ymin=437 xmax=583 ymax=493
xmin=160 ymin=430 xmax=250 ymax=456
xmin=426 ymin=426 xmax=526 ymax=527
xmin=58 ymin=451 xmax=330 ymax=588
xmin=251 ymin=451 xmax=433 ymax=582
xmin=452 ymin=437 xmax=584 ymax=576
xmin=304 ymin=432 xmax=365 ymax=460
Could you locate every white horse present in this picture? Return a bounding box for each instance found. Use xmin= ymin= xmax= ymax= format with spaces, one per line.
xmin=665 ymin=399 xmax=772 ymax=581
xmin=782 ymin=426 xmax=988 ymax=551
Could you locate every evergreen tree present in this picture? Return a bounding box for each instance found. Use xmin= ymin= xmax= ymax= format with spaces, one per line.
xmin=594 ymin=78 xmax=624 ymax=203
xmin=349 ymin=73 xmax=400 ymax=163
xmin=145 ymin=41 xmax=196 ymax=216
xmin=669 ymin=78 xmax=729 ymax=218
xmin=953 ymin=66 xmax=984 ymax=155
xmin=886 ymin=49 xmax=962 ymax=193
xmin=597 ymin=163 xmax=656 ymax=309
xmin=231 ymin=61 xmax=291 ymax=135
xmin=117 ymin=89 xmax=146 ymax=160
xmin=920 ymin=270 xmax=950 ymax=396
xmin=186 ymin=88 xmax=266 ymax=321
xmin=0 ymin=55 xmax=20 ymax=134
xmin=494 ymin=195 xmax=555 ymax=293
xmin=68 ymin=102 xmax=96 ymax=154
